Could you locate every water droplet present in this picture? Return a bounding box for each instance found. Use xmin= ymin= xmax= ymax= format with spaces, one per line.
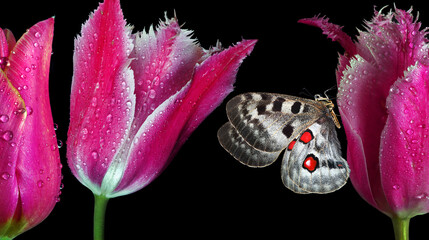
xmin=406 ymin=129 xmax=414 ymax=135
xmin=1 ymin=172 xmax=10 ymax=180
xmin=153 ymin=76 xmax=160 ymax=86
xmin=393 ymin=185 xmax=400 ymax=190
xmin=148 ymin=89 xmax=156 ymax=99
xmin=0 ymin=57 xmax=8 ymax=70
xmin=57 ymin=140 xmax=63 ymax=149
xmin=415 ymin=193 xmax=429 ymax=200
xmin=37 ymin=180 xmax=44 ymax=188
xmin=0 ymin=114 xmax=9 ymax=123
xmin=91 ymin=150 xmax=99 ymax=160
xmin=24 ymin=67 xmax=31 ymax=72
xmin=53 ymin=123 xmax=59 ymax=131
xmin=81 ymin=128 xmax=88 ymax=140
xmin=33 ymin=42 xmax=39 ymax=48
xmin=106 ymin=114 xmax=113 ymax=123
xmin=91 ymin=97 xmax=98 ymax=107
xmin=34 ymin=32 xmax=41 ymax=38
xmin=2 ymin=131 xmax=13 ymax=141
xmin=26 ymin=106 xmax=33 ymax=115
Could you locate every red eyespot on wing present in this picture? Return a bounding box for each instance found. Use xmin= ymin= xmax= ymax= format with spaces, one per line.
xmin=287 ymin=139 xmax=296 ymax=151
xmin=303 ymin=155 xmax=319 ymax=173
xmin=299 ymin=130 xmax=313 ymax=144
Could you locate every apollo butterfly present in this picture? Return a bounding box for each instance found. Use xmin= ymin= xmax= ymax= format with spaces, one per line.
xmin=217 ymin=92 xmax=350 ymax=194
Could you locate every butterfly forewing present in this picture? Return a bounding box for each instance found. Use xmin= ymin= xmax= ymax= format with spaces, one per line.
xmin=225 ymin=93 xmax=325 ymax=153
xmin=218 ymin=92 xmax=350 ymax=194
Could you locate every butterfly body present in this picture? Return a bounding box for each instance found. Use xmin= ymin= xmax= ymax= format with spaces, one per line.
xmin=217 ymin=92 xmax=349 ymax=194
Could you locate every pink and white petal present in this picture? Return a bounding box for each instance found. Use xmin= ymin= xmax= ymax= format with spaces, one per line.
xmin=355 ymin=9 xmax=429 ymax=76
xmin=380 ymin=63 xmax=429 ymax=217
xmin=0 ymin=70 xmax=26 ymax=229
xmin=67 ymin=0 xmax=135 ymax=192
xmin=129 ymin=17 xmax=203 ymax=135
xmin=108 ymin=39 xmax=257 ymax=197
xmin=338 ymin=55 xmax=392 ymax=214
xmin=170 ymin=39 xmax=257 ymax=157
xmin=5 ymin=18 xmax=61 ymax=227
xmin=105 ymin=80 xmax=192 ymax=197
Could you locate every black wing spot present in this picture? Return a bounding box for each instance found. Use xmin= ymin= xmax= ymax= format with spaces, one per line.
xmin=257 ymin=104 xmax=266 ymax=115
xmin=282 ymin=124 xmax=294 ymax=138
xmin=291 ymin=102 xmax=302 ymax=114
xmin=272 ymin=97 xmax=285 ymax=112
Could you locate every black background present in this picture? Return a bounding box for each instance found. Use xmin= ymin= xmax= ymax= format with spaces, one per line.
xmin=2 ymin=0 xmax=429 ymax=239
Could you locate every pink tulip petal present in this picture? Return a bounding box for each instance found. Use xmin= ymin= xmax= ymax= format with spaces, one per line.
xmin=110 ymin=39 xmax=257 ymax=197
xmin=171 ymin=39 xmax=257 ymax=155
xmin=4 ymin=29 xmax=16 ymax=55
xmin=299 ymin=16 xmax=356 ymax=83
xmin=0 ymin=71 xmax=26 ymax=232
xmin=355 ymin=8 xmax=429 ymax=73
xmin=129 ymin=17 xmax=204 ymax=135
xmin=103 ymin=79 xmax=192 ymax=197
xmin=298 ymin=17 xmax=356 ymax=55
xmin=380 ymin=63 xmax=429 ymax=216
xmin=4 ymin=18 xmax=61 ymax=229
xmin=338 ymin=55 xmax=395 ymax=214
xmin=0 ymin=29 xmax=8 ymax=58
xmin=67 ymin=0 xmax=135 ymax=193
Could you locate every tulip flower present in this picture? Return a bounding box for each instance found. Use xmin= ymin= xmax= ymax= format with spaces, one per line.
xmin=300 ymin=7 xmax=429 ymax=240
xmin=66 ymin=0 xmax=256 ymax=238
xmin=0 ymin=18 xmax=62 ymax=239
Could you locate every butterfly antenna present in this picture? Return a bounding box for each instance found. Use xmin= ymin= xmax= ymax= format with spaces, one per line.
xmin=323 ymin=86 xmax=337 ymax=99
xmin=300 ymin=88 xmax=313 ymax=98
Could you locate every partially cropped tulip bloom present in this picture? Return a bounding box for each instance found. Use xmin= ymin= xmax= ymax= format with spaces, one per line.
xmin=67 ymin=0 xmax=256 ymax=238
xmin=0 ymin=18 xmax=62 ymax=239
xmin=301 ymin=7 xmax=429 ymax=239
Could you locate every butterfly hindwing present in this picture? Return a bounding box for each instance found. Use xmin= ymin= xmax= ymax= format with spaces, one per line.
xmin=281 ymin=117 xmax=350 ymax=193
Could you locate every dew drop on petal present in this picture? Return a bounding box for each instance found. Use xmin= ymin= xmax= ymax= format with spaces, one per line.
xmin=0 ymin=57 xmax=8 ymax=70
xmin=148 ymin=89 xmax=156 ymax=99
xmin=81 ymin=128 xmax=88 ymax=140
xmin=34 ymin=32 xmax=41 ymax=38
xmin=0 ymin=114 xmax=9 ymax=123
xmin=2 ymin=131 xmax=13 ymax=141
xmin=106 ymin=114 xmax=113 ymax=123
xmin=37 ymin=180 xmax=44 ymax=188
xmin=57 ymin=140 xmax=63 ymax=149
xmin=1 ymin=172 xmax=10 ymax=180
xmin=91 ymin=150 xmax=99 ymax=160
xmin=26 ymin=106 xmax=33 ymax=115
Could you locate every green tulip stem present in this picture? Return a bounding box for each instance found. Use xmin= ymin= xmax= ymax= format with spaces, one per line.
xmin=391 ymin=216 xmax=410 ymax=240
xmin=0 ymin=237 xmax=13 ymax=240
xmin=93 ymin=194 xmax=109 ymax=240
